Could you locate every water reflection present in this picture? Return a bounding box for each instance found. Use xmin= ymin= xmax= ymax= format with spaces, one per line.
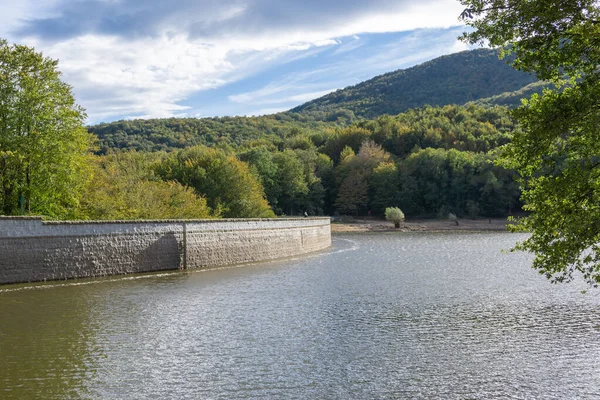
xmin=0 ymin=286 xmax=97 ymax=399
xmin=1 ymin=232 xmax=599 ymax=399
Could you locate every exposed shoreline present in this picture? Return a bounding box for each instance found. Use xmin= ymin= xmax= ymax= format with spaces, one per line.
xmin=331 ymin=218 xmax=510 ymax=233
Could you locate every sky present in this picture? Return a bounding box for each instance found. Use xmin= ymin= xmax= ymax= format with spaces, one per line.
xmin=0 ymin=0 xmax=472 ymax=123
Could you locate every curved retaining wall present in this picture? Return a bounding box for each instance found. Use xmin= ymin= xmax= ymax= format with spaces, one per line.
xmin=0 ymin=217 xmax=331 ymax=285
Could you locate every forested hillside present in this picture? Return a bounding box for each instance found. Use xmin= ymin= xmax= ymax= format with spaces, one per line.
xmin=89 ymin=48 xmax=539 ymax=154
xmin=292 ymin=48 xmax=537 ymax=119
xmin=84 ymin=105 xmax=522 ymax=220
xmin=79 ymin=50 xmax=535 ymax=220
xmin=89 ymin=113 xmax=336 ymax=154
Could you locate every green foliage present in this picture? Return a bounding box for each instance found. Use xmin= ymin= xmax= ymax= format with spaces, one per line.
xmin=357 ymin=104 xmax=518 ymax=158
xmin=272 ymin=150 xmax=309 ymax=214
xmin=470 ymin=81 xmax=550 ymax=108
xmin=156 ymin=145 xmax=275 ymax=218
xmin=398 ymin=148 xmax=519 ymax=217
xmin=0 ymin=39 xmax=92 ymax=218
xmin=292 ymin=48 xmax=537 ymax=119
xmin=89 ymin=114 xmax=332 ymax=154
xmin=507 ymin=83 xmax=600 ymax=285
xmin=339 ymin=146 xmax=355 ymax=163
xmin=370 ymin=162 xmax=401 ymax=215
xmin=385 ymin=207 xmax=405 ymax=228
xmin=460 ymin=0 xmax=600 ymax=286
xmin=321 ymin=127 xmax=371 ymax=162
xmin=239 ymin=146 xmax=333 ymax=216
xmin=460 ymin=0 xmax=600 ymax=82
xmin=73 ymin=152 xmax=212 ymax=220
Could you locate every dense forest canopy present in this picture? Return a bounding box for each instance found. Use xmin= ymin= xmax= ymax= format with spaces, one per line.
xmin=83 ymin=49 xmax=537 ymax=221
xmin=3 ymin=45 xmax=535 ymax=222
xmin=89 ymin=104 xmax=522 ymax=220
xmin=89 ymin=48 xmax=542 ymax=155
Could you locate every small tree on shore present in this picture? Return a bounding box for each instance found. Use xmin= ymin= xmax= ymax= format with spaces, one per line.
xmin=449 ymin=212 xmax=459 ymax=226
xmin=385 ymin=207 xmax=405 ymax=229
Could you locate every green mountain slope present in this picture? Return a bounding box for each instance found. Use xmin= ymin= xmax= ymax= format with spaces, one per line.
xmin=88 ymin=113 xmax=335 ymax=154
xmin=89 ymin=48 xmax=540 ymax=153
xmin=292 ymin=48 xmax=537 ymax=119
xmin=468 ymin=80 xmax=549 ymax=108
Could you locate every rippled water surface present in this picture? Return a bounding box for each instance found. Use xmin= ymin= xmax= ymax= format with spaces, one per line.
xmin=1 ymin=232 xmax=600 ymax=399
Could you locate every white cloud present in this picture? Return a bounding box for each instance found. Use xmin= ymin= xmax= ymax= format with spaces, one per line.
xmin=245 ymin=107 xmax=290 ymax=117
xmin=7 ymin=0 xmax=467 ymax=122
xmin=331 ymin=37 xmax=365 ymax=56
xmin=226 ymin=27 xmax=470 ymax=112
xmin=231 ymin=89 xmax=336 ymax=105
xmin=0 ymin=1 xmax=58 ymax=37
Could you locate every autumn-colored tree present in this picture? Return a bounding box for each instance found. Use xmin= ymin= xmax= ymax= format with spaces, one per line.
xmin=335 ymin=169 xmax=369 ymax=215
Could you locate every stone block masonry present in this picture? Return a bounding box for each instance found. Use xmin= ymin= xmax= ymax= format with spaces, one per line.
xmin=0 ymin=217 xmax=331 ymax=285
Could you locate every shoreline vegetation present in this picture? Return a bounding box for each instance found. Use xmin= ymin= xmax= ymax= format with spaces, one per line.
xmin=331 ymin=217 xmax=509 ymax=233
xmin=1 ymin=41 xmax=525 ymax=223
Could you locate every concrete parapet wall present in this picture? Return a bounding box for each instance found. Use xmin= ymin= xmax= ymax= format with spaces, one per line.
xmin=0 ymin=217 xmax=331 ymax=285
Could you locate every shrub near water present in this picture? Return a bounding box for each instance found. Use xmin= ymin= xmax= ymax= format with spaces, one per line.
xmin=385 ymin=207 xmax=405 ymax=228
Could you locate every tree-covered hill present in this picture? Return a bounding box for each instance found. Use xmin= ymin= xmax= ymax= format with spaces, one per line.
xmin=468 ymin=80 xmax=549 ymax=108
xmin=291 ymin=48 xmax=537 ymax=119
xmin=89 ymin=48 xmax=540 ymax=154
xmin=87 ymin=103 xmax=522 ymax=219
xmin=88 ymin=113 xmax=338 ymax=154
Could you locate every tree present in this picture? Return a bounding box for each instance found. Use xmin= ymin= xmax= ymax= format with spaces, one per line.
xmin=74 ymin=152 xmax=212 ymax=220
xmin=385 ymin=207 xmax=405 ymax=229
xmin=238 ymin=147 xmax=280 ymax=210
xmin=156 ymin=145 xmax=275 ymax=218
xmin=460 ymin=1 xmax=600 ymax=286
xmin=335 ymin=169 xmax=369 ymax=215
xmin=334 ymin=140 xmax=392 ymax=215
xmin=0 ymin=39 xmax=92 ymax=217
xmin=370 ymin=162 xmax=401 ymax=215
xmin=272 ymin=150 xmax=309 ymax=215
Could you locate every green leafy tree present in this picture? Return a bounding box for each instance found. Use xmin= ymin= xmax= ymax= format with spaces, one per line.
xmin=460 ymin=0 xmax=600 ymax=285
xmin=157 ymin=146 xmax=275 ymax=218
xmin=292 ymin=149 xmax=332 ymax=215
xmin=272 ymin=150 xmax=309 ymax=215
xmin=0 ymin=39 xmax=92 ymax=217
xmin=74 ymin=152 xmax=213 ymax=220
xmin=322 ymin=127 xmax=371 ymax=163
xmin=370 ymin=162 xmax=401 ymax=215
xmin=238 ymin=147 xmax=280 ymax=210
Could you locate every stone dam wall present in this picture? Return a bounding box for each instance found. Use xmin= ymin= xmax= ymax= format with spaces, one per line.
xmin=0 ymin=217 xmax=331 ymax=285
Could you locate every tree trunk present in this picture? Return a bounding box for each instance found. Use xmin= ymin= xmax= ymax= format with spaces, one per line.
xmin=25 ymin=167 xmax=31 ymax=213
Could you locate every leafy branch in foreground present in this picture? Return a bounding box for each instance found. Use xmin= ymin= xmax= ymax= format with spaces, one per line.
xmin=460 ymin=0 xmax=600 ymax=285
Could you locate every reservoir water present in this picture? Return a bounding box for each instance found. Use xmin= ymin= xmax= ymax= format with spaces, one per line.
xmin=1 ymin=232 xmax=599 ymax=399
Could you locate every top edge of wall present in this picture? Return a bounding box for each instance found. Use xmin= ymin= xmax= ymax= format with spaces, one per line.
xmin=0 ymin=216 xmax=331 ymax=225
xmin=0 ymin=216 xmax=44 ymax=220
